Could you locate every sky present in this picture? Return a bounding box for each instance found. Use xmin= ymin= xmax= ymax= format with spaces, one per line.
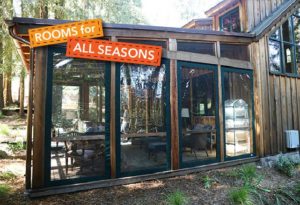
xmin=141 ymin=0 xmax=222 ymax=27
xmin=13 ymin=0 xmax=222 ymax=28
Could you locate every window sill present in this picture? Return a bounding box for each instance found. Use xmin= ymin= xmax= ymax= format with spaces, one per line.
xmin=269 ymin=71 xmax=300 ymax=78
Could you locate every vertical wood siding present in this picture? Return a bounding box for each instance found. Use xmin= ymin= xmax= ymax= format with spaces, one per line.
xmin=246 ymin=0 xmax=287 ymax=31
xmin=252 ymin=33 xmax=300 ymax=156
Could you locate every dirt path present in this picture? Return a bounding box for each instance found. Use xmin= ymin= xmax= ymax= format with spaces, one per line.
xmin=0 ymin=159 xmax=299 ymax=205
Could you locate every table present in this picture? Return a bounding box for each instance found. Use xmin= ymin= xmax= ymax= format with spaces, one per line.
xmin=183 ymin=129 xmax=216 ymax=152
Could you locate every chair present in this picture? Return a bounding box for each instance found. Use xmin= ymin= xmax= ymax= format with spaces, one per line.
xmin=64 ymin=131 xmax=104 ymax=175
xmin=183 ymin=133 xmax=209 ymax=158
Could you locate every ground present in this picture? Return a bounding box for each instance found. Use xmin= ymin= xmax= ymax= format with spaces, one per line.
xmin=0 ymin=114 xmax=300 ymax=205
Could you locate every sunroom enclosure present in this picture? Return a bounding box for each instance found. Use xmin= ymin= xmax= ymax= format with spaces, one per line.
xmin=7 ymin=18 xmax=257 ymax=192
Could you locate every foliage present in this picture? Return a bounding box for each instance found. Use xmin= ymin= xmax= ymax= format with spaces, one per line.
xmin=295 ymin=182 xmax=300 ymax=194
xmin=229 ymin=186 xmax=253 ymax=205
xmin=238 ymin=164 xmax=259 ymax=186
xmin=0 ymin=125 xmax=10 ymax=136
xmin=8 ymin=141 xmax=26 ymax=153
xmin=166 ymin=190 xmax=188 ymax=205
xmin=272 ymin=187 xmax=300 ymax=205
xmin=0 ymin=171 xmax=16 ymax=181
xmin=202 ymin=175 xmax=213 ymax=189
xmin=0 ymin=184 xmax=11 ymax=198
xmin=274 ymin=155 xmax=297 ymax=177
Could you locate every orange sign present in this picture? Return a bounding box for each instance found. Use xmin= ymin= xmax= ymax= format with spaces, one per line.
xmin=66 ymin=37 xmax=162 ymax=66
xmin=29 ymin=19 xmax=103 ymax=47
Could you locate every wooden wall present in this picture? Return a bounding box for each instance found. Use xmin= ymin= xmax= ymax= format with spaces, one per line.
xmin=251 ymin=35 xmax=300 ymax=157
xmin=246 ymin=0 xmax=287 ymax=32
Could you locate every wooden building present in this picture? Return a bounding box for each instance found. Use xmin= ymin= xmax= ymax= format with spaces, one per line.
xmin=6 ymin=0 xmax=300 ymax=197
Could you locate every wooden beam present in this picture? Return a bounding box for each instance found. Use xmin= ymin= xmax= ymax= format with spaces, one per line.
xmin=25 ymin=48 xmax=34 ymax=189
xmin=28 ymin=157 xmax=259 ymax=197
xmin=169 ymin=38 xmax=179 ymax=170
xmin=110 ymin=36 xmax=117 ymax=178
xmin=216 ymin=41 xmax=224 ymax=162
xmin=32 ymin=47 xmax=47 ymax=188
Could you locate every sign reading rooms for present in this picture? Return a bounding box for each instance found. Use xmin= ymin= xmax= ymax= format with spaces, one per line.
xmin=66 ymin=37 xmax=162 ymax=66
xmin=29 ymin=19 xmax=103 ymax=47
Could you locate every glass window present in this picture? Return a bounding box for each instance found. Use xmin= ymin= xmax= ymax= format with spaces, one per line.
xmin=220 ymin=8 xmax=241 ymax=32
xmin=283 ymin=44 xmax=295 ymax=73
xmin=270 ymin=29 xmax=280 ymax=40
xmin=220 ymin=44 xmax=249 ymax=61
xmin=268 ymin=12 xmax=300 ymax=75
xmin=223 ymin=71 xmax=254 ymax=158
xmin=296 ymin=46 xmax=300 ymax=74
xmin=268 ymin=40 xmax=282 ymax=72
xmin=177 ymin=41 xmax=215 ymax=56
xmin=119 ymin=62 xmax=169 ymax=174
xmin=293 ymin=16 xmax=300 ymax=46
xmin=49 ymin=51 xmax=108 ymax=181
xmin=282 ymin=19 xmax=293 ymax=42
xmin=179 ymin=63 xmax=218 ymax=166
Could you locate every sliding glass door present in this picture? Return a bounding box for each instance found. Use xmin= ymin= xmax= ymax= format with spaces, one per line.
xmin=178 ymin=61 xmax=219 ymax=168
xmin=116 ymin=60 xmax=170 ymax=176
xmin=222 ymin=67 xmax=255 ymax=159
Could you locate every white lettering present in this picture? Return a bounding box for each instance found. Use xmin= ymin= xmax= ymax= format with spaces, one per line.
xmin=73 ymin=42 xmax=82 ymax=52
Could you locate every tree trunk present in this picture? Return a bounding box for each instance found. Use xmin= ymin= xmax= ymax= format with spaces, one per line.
xmin=4 ymin=71 xmax=13 ymax=106
xmin=19 ymin=74 xmax=25 ymax=117
xmin=0 ymin=73 xmax=4 ymax=110
xmin=39 ymin=0 xmax=48 ymax=18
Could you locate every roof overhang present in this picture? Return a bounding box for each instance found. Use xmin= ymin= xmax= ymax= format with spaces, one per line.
xmin=205 ymin=0 xmax=239 ymax=17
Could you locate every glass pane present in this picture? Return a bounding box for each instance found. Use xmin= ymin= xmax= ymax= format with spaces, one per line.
xmin=221 ymin=8 xmax=240 ymax=32
xmin=220 ymin=44 xmax=249 ymax=61
xmin=119 ymin=63 xmax=168 ymax=174
xmin=223 ymin=72 xmax=254 ymax=158
xmin=50 ymin=53 xmax=107 ymax=180
xmin=180 ymin=65 xmax=217 ymax=164
xmin=118 ymin=39 xmax=167 ymax=48
xmin=230 ymin=10 xmax=241 ymax=32
xmin=177 ymin=41 xmax=215 ymax=56
xmin=282 ymin=19 xmax=293 ymax=42
xmin=268 ymin=40 xmax=281 ymax=72
xmin=293 ymin=16 xmax=300 ymax=46
xmin=296 ymin=46 xmax=300 ymax=74
xmin=270 ymin=29 xmax=280 ymax=40
xmin=283 ymin=43 xmax=295 ymax=73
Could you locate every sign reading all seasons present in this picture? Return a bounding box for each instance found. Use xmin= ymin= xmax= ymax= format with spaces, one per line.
xmin=28 ymin=19 xmax=162 ymax=66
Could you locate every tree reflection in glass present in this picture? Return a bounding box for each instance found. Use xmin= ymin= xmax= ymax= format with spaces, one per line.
xmin=268 ymin=40 xmax=281 ymax=72
xmin=119 ymin=63 xmax=168 ymax=174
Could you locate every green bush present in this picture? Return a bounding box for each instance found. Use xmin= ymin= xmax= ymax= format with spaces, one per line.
xmin=275 ymin=155 xmax=296 ymax=177
xmin=0 ymin=184 xmax=11 ymax=198
xmin=0 ymin=172 xmax=16 ymax=181
xmin=166 ymin=190 xmax=188 ymax=205
xmin=229 ymin=186 xmax=253 ymax=205
xmin=239 ymin=165 xmax=257 ymax=186
xmin=8 ymin=141 xmax=26 ymax=153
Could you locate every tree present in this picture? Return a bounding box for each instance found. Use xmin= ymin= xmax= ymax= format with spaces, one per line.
xmin=1 ymin=0 xmax=14 ymax=107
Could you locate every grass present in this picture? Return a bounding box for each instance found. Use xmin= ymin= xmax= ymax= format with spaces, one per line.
xmin=0 ymin=184 xmax=11 ymax=198
xmin=0 ymin=124 xmax=10 ymax=137
xmin=166 ymin=190 xmax=188 ymax=205
xmin=229 ymin=186 xmax=253 ymax=205
xmin=8 ymin=141 xmax=26 ymax=153
xmin=0 ymin=172 xmax=16 ymax=181
xmin=202 ymin=175 xmax=213 ymax=189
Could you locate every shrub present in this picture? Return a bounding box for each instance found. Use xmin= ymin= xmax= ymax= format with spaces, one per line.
xmin=0 ymin=150 xmax=8 ymax=159
xmin=239 ymin=165 xmax=257 ymax=186
xmin=8 ymin=141 xmax=26 ymax=153
xmin=202 ymin=175 xmax=213 ymax=189
xmin=229 ymin=186 xmax=253 ymax=205
xmin=0 ymin=172 xmax=16 ymax=181
xmin=166 ymin=190 xmax=188 ymax=205
xmin=274 ymin=155 xmax=296 ymax=177
xmin=0 ymin=184 xmax=10 ymax=198
xmin=295 ymin=182 xmax=300 ymax=194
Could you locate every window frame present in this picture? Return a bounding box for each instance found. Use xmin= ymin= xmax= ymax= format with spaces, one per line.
xmin=219 ymin=7 xmax=241 ymax=32
xmin=268 ymin=12 xmax=300 ymax=77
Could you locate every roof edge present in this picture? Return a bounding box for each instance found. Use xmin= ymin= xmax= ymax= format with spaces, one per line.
xmin=205 ymin=0 xmax=239 ymax=17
